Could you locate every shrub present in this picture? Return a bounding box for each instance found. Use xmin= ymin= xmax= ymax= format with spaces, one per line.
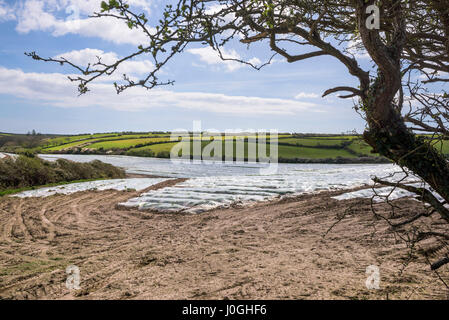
xmin=156 ymin=151 xmax=171 ymax=158
xmin=0 ymin=155 xmax=126 ymax=191
xmin=126 ymin=149 xmax=155 ymax=157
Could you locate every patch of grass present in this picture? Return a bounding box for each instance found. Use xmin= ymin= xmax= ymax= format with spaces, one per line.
xmin=0 ymin=258 xmax=67 ymax=277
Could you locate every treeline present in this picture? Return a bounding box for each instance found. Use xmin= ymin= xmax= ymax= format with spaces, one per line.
xmin=0 ymin=154 xmax=126 ymax=192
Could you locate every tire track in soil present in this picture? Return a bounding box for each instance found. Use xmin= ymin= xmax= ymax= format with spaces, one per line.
xmin=54 ymin=191 xmax=133 ymax=229
xmin=0 ymin=206 xmax=15 ymax=243
xmin=15 ymin=200 xmax=32 ymax=241
xmin=39 ymin=201 xmax=58 ymax=242
xmin=1 ymin=201 xmax=29 ymax=242
xmin=50 ymin=194 xmax=95 ymax=225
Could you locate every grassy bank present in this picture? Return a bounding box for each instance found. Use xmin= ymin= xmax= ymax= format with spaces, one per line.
xmin=0 ymin=154 xmax=126 ymax=193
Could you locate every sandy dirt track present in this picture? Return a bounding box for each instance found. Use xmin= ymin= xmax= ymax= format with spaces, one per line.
xmin=0 ymin=182 xmax=448 ymax=300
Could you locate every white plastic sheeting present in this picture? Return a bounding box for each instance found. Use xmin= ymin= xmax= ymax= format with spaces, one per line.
xmin=13 ymin=178 xmax=169 ymax=198
xmin=36 ymin=154 xmax=413 ymax=213
xmin=120 ymin=165 xmax=406 ymax=213
xmin=332 ymin=183 xmax=445 ymax=204
xmin=332 ymin=186 xmax=417 ymax=202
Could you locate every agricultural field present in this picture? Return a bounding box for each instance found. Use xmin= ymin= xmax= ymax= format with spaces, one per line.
xmin=88 ymin=137 xmax=172 ymax=150
xmin=45 ymin=140 xmax=94 ymax=151
xmin=276 ymin=145 xmax=355 ymax=159
xmin=43 ymin=134 xmax=120 ymax=148
xmin=278 ymin=137 xmax=351 ymax=147
xmin=0 ymin=132 xmax=396 ymax=162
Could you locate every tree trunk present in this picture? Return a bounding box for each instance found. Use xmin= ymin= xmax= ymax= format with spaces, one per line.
xmin=354 ymin=0 xmax=449 ymax=220
xmin=363 ymin=97 xmax=449 ymax=208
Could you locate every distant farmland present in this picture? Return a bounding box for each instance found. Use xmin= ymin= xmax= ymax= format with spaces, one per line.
xmin=0 ymin=132 xmax=396 ymax=163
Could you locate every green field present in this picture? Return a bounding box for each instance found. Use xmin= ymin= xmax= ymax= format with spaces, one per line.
xmin=44 ymin=134 xmax=120 ymax=147
xmin=133 ymin=142 xmax=180 ymax=153
xmin=45 ymin=140 xmax=93 ymax=151
xmin=278 ymin=138 xmax=350 ymax=147
xmin=88 ymin=137 xmax=172 ymax=150
xmin=128 ymin=138 xmax=372 ymax=161
xmin=0 ymin=131 xmax=392 ymax=162
xmin=276 ymin=145 xmax=355 ymax=159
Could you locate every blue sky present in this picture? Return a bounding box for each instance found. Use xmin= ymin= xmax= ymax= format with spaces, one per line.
xmin=0 ymin=0 xmax=368 ymax=134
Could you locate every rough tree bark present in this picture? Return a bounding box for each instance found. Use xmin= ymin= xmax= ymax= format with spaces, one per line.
xmin=355 ymin=1 xmax=449 ymax=222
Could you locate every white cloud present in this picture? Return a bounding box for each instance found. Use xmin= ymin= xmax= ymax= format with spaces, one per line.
xmin=12 ymin=0 xmax=153 ymax=45
xmin=294 ymin=92 xmax=320 ymax=99
xmin=0 ymin=66 xmax=325 ymax=116
xmin=187 ymin=47 xmax=261 ymax=72
xmin=0 ymin=0 xmax=16 ymax=21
